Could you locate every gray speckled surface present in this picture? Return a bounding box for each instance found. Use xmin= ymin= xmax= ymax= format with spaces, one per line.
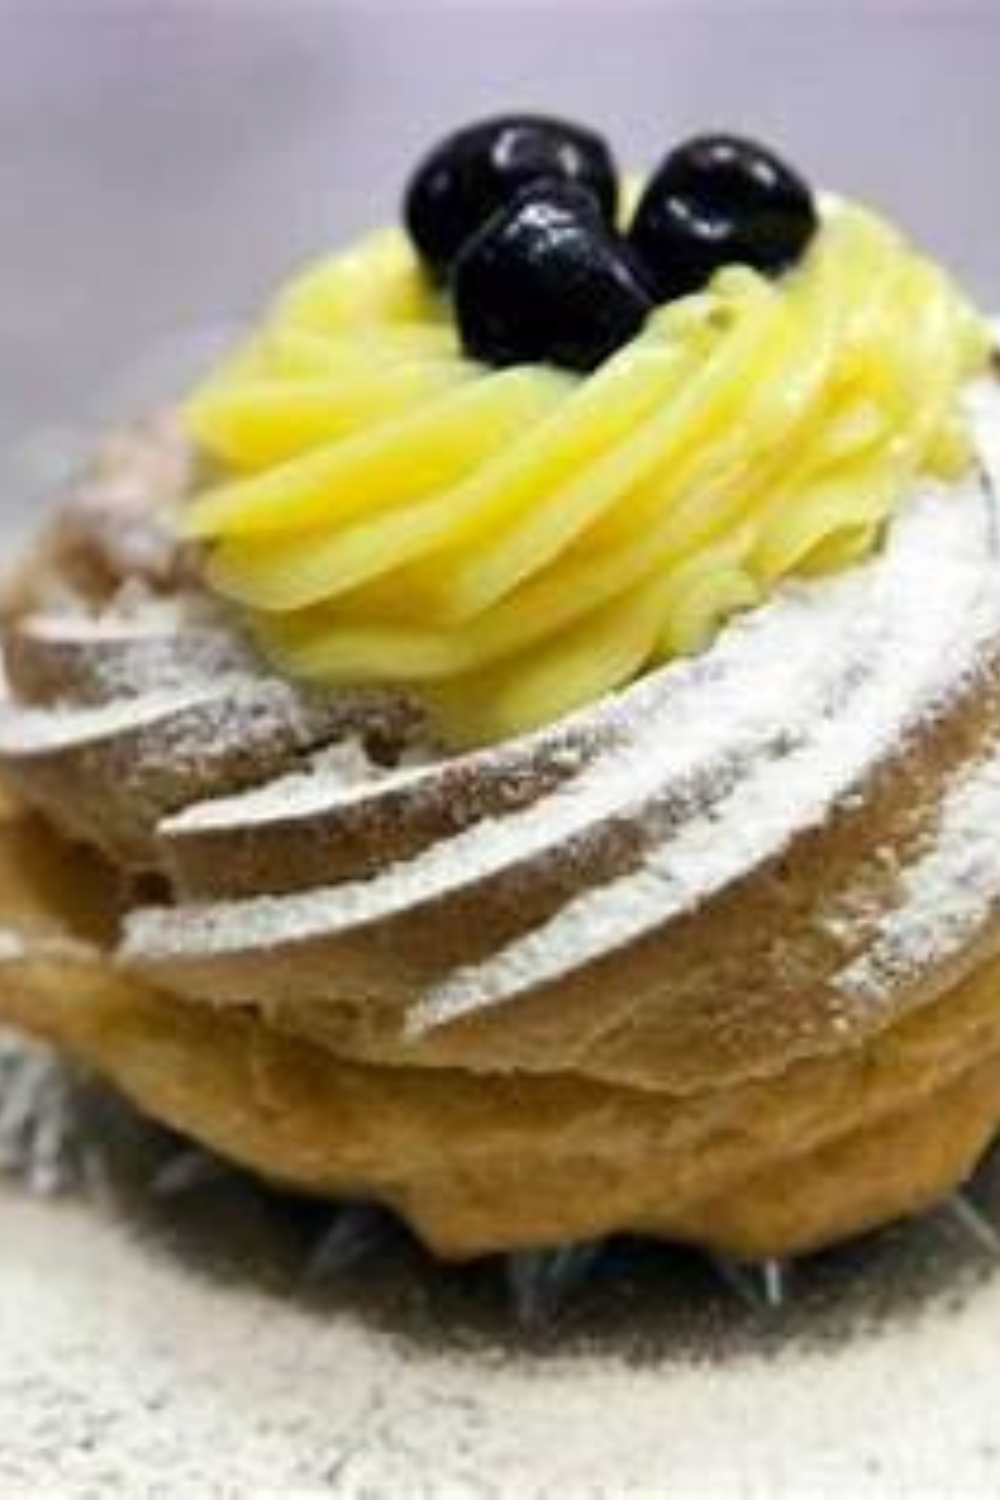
xmin=4 ymin=2 xmax=1000 ymax=1493
xmin=5 ymin=1169 xmax=1000 ymax=1497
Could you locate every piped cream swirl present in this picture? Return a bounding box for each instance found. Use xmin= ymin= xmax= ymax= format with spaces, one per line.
xmin=182 ymin=200 xmax=989 ymax=745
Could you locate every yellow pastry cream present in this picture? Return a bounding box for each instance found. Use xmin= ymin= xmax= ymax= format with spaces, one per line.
xmin=182 ymin=198 xmax=990 ymax=746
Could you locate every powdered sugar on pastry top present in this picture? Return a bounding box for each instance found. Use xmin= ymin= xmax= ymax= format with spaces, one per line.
xmin=832 ymin=741 xmax=1000 ymax=1003
xmin=161 ymin=741 xmax=430 ymax=833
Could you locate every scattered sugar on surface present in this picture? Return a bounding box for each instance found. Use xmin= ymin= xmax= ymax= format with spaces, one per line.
xmin=22 ymin=604 xmax=185 ymax=644
xmin=163 ymin=739 xmax=426 ymax=833
xmin=0 ymin=685 xmax=231 ymax=753
xmin=163 ymin=703 xmax=589 ymax=838
xmin=11 ymin=588 xmax=259 ymax=702
xmin=0 ymin=671 xmax=342 ymax=766
xmin=5 ymin=1182 xmax=1000 ymax=1496
xmin=835 ymin=741 xmax=1000 ymax=1001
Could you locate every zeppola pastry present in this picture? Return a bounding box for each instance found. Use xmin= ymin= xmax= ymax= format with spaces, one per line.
xmin=3 ymin=117 xmax=1000 ymax=1261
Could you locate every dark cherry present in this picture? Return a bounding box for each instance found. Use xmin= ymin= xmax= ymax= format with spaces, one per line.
xmin=404 ymin=114 xmax=618 ymax=277
xmin=453 ymin=183 xmax=653 ymax=372
xmin=629 ymin=133 xmax=818 ymax=299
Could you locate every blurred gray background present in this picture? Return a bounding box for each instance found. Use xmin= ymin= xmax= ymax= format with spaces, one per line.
xmin=2 ymin=0 xmax=999 ymax=530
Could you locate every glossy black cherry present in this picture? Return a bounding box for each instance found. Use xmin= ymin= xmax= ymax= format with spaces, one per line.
xmin=629 ymin=133 xmax=818 ymax=299
xmin=453 ymin=182 xmax=653 ymax=372
xmin=405 ymin=114 xmax=618 ymax=277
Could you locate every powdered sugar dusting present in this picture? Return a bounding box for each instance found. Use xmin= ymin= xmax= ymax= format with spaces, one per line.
xmin=6 ymin=592 xmax=261 ymax=705
xmin=0 ymin=684 xmax=234 ymax=753
xmin=6 ymin=1182 xmax=1000 ymax=1497
xmin=21 ymin=605 xmax=186 ymax=644
xmin=163 ymin=739 xmax=426 ymax=833
xmin=834 ymin=742 xmax=1000 ymax=1001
